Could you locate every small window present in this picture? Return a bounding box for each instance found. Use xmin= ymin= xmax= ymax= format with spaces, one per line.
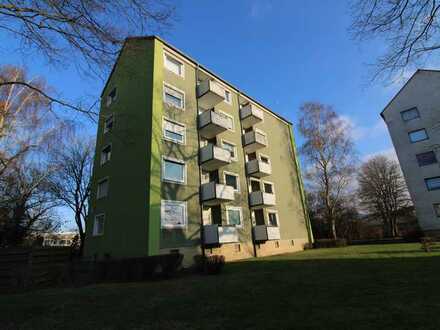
xmin=226 ymin=207 xmax=242 ymax=227
xmin=263 ymin=182 xmax=274 ymax=194
xmin=425 ymin=177 xmax=440 ymax=191
xmin=409 ymin=129 xmax=428 ymax=143
xmin=104 ymin=115 xmax=114 ymax=134
xmin=401 ymin=107 xmax=420 ymax=122
xmin=224 ymin=90 xmax=232 ymax=104
xmin=260 ymin=155 xmax=270 ymax=164
xmin=163 ymin=84 xmax=184 ymax=109
xmin=162 ymin=158 xmax=185 ymax=184
xmin=416 ymin=151 xmax=437 ymax=167
xmin=433 ymin=203 xmax=440 ymax=217
xmin=222 ymin=140 xmax=237 ymax=160
xmin=101 ymin=145 xmax=111 ymax=165
xmin=97 ymin=178 xmax=109 ymax=199
xmin=106 ymin=88 xmax=117 ymax=107
xmin=161 ymin=200 xmax=187 ymax=229
xmin=164 ymin=53 xmax=184 ymax=77
xmin=268 ymin=212 xmax=278 ymax=226
xmin=224 ymin=172 xmax=239 ymax=192
xmin=163 ymin=118 xmax=185 ymax=144
xmin=93 ymin=214 xmax=105 ymax=236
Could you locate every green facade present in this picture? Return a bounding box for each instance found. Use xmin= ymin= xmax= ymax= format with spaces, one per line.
xmin=85 ymin=36 xmax=312 ymax=260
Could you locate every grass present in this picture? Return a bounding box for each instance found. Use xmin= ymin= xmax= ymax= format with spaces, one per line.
xmin=3 ymin=243 xmax=440 ymax=330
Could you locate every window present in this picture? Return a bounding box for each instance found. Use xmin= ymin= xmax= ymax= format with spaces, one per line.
xmin=97 ymin=178 xmax=109 ymax=199
xmin=101 ymin=145 xmax=111 ymax=165
xmin=268 ymin=211 xmax=278 ymax=227
xmin=164 ymin=52 xmax=184 ymax=77
xmin=106 ymin=88 xmax=117 ymax=107
xmin=163 ymin=118 xmax=185 ymax=144
xmin=93 ymin=214 xmax=105 ymax=236
xmin=263 ymin=182 xmax=274 ymax=194
xmin=162 ymin=158 xmax=185 ymax=184
xmin=224 ymin=172 xmax=239 ymax=192
xmin=260 ymin=154 xmax=270 ymax=164
xmin=163 ymin=84 xmax=184 ymax=109
xmin=416 ymin=151 xmax=437 ymax=167
xmin=226 ymin=207 xmax=242 ymax=227
xmin=434 ymin=203 xmax=440 ymax=217
xmin=401 ymin=107 xmax=420 ymax=122
xmin=222 ymin=140 xmax=237 ymax=160
xmin=224 ymin=90 xmax=232 ymax=104
xmin=104 ymin=114 xmax=114 ymax=133
xmin=409 ymin=129 xmax=428 ymax=143
xmin=161 ymin=200 xmax=187 ymax=229
xmin=425 ymin=177 xmax=440 ymax=191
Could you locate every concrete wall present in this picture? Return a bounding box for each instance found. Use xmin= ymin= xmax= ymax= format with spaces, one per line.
xmin=382 ymin=70 xmax=440 ymax=233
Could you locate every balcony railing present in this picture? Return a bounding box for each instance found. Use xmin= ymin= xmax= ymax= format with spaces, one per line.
xmin=198 ymin=110 xmax=233 ymax=139
xmin=203 ymin=224 xmax=239 ymax=245
xmin=199 ymin=144 xmax=232 ymax=171
xmin=246 ymin=159 xmax=271 ymax=177
xmin=253 ymin=225 xmax=280 ymax=242
xmin=200 ymin=182 xmax=235 ymax=205
xmin=197 ymin=80 xmax=226 ymax=109
xmin=240 ymin=103 xmax=264 ymax=128
xmin=243 ymin=130 xmax=268 ymax=153
xmin=249 ymin=191 xmax=276 ymax=207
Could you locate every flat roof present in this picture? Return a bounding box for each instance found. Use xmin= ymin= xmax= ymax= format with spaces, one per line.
xmin=102 ymin=35 xmax=293 ymax=126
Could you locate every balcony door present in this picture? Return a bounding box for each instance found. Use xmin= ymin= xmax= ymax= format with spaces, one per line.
xmin=209 ymin=170 xmax=219 ymax=183
xmin=250 ymin=179 xmax=261 ymax=192
xmin=211 ymin=206 xmax=222 ymax=225
xmin=254 ymin=209 xmax=265 ymax=226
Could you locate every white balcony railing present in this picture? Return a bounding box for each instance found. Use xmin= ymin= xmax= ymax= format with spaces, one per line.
xmin=266 ymin=226 xmax=281 ymax=240
xmin=249 ymin=191 xmax=276 ymax=207
xmin=200 ymin=182 xmax=235 ymax=205
xmin=240 ymin=103 xmax=264 ymax=128
xmin=246 ymin=159 xmax=272 ymax=177
xmin=203 ymin=224 xmax=239 ymax=245
xmin=199 ymin=144 xmax=232 ymax=170
xmin=198 ymin=110 xmax=233 ymax=138
xmin=253 ymin=225 xmax=280 ymax=241
xmin=243 ymin=130 xmax=268 ymax=152
xmin=197 ymin=80 xmax=226 ymax=109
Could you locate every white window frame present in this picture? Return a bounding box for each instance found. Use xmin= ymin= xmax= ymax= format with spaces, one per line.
xmin=162 ymin=117 xmax=186 ymax=145
xmin=266 ymin=209 xmax=279 ymax=227
xmin=226 ymin=206 xmax=243 ymax=228
xmin=106 ymin=87 xmax=117 ymax=107
xmin=221 ymin=139 xmax=237 ymax=161
xmin=223 ymin=171 xmax=240 ymax=193
xmin=218 ymin=110 xmax=234 ymax=132
xmin=163 ymin=51 xmax=185 ymax=78
xmin=100 ymin=143 xmax=112 ymax=166
xmin=258 ymin=153 xmax=271 ymax=165
xmin=96 ymin=177 xmax=109 ymax=199
xmin=262 ymin=180 xmax=275 ymax=195
xmin=433 ymin=203 xmax=440 ymax=217
xmin=163 ymin=83 xmax=185 ymax=110
xmin=93 ymin=213 xmax=105 ymax=236
xmin=401 ymin=107 xmax=420 ymax=122
xmin=161 ymin=200 xmax=187 ymax=229
xmin=224 ymin=89 xmax=232 ymax=105
xmin=104 ymin=114 xmax=114 ymax=134
xmin=162 ymin=156 xmax=186 ymax=184
xmin=408 ymin=128 xmax=428 ymax=143
xmin=249 ymin=177 xmax=261 ymax=193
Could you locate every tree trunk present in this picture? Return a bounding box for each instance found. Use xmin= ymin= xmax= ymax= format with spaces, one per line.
xmin=330 ymin=218 xmax=337 ymax=239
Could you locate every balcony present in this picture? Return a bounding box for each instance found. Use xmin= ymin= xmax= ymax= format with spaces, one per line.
xmin=200 ymin=182 xmax=235 ymax=205
xmin=203 ymin=224 xmax=239 ymax=245
xmin=240 ymin=103 xmax=264 ymax=128
xmin=199 ymin=144 xmax=232 ymax=171
xmin=246 ymin=159 xmax=271 ymax=178
xmin=243 ymin=130 xmax=268 ymax=153
xmin=249 ymin=191 xmax=276 ymax=207
xmin=253 ymin=225 xmax=280 ymax=242
xmin=198 ymin=110 xmax=233 ymax=139
xmin=197 ymin=80 xmax=225 ymax=109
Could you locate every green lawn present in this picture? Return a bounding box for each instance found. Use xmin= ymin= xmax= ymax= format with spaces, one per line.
xmin=3 ymin=243 xmax=440 ymax=330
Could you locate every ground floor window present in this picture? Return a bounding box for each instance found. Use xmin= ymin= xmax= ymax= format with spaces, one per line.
xmin=268 ymin=211 xmax=278 ymax=227
xmin=93 ymin=214 xmax=105 ymax=236
xmin=161 ymin=200 xmax=187 ymax=229
xmin=226 ymin=206 xmax=242 ymax=227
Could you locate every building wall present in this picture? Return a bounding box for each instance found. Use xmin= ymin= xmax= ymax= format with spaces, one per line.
xmin=382 ymin=70 xmax=440 ymax=233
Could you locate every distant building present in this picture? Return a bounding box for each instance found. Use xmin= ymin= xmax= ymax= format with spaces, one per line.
xmin=381 ymin=69 xmax=440 ymax=235
xmin=42 ymin=232 xmax=77 ymax=247
xmin=84 ymin=36 xmax=313 ymax=265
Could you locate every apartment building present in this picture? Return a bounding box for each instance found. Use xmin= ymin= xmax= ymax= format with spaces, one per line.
xmin=381 ymin=69 xmax=440 ymax=235
xmin=84 ymin=36 xmax=313 ymax=265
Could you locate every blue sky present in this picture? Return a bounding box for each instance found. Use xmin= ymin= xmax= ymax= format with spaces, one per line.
xmin=1 ymin=0 xmax=432 ymax=228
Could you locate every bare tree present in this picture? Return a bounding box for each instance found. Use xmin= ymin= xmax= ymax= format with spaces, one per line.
xmin=48 ymin=138 xmax=94 ymax=255
xmin=299 ymin=102 xmax=357 ymax=239
xmin=350 ymin=0 xmax=440 ymax=80
xmin=358 ymin=155 xmax=410 ymax=237
xmin=0 ymin=0 xmax=175 ymax=115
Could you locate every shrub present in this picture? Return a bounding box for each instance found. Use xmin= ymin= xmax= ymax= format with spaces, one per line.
xmin=303 ymin=242 xmax=314 ymax=250
xmin=193 ymin=255 xmax=225 ymax=275
xmin=314 ymin=239 xmax=347 ymax=249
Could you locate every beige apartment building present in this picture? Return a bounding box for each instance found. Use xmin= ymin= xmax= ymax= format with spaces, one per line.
xmin=382 ymin=69 xmax=440 ymax=235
